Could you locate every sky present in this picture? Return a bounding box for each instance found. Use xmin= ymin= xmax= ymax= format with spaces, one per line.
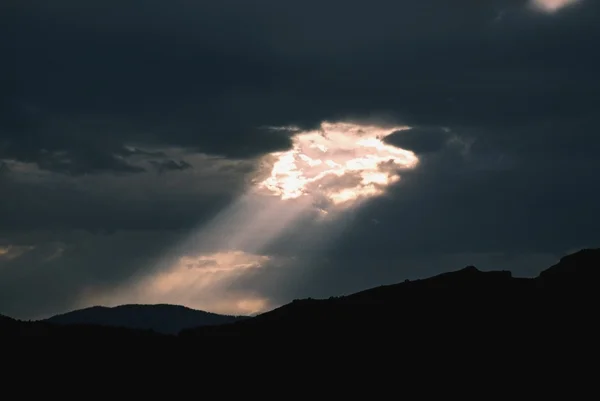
xmin=1 ymin=0 xmax=599 ymax=320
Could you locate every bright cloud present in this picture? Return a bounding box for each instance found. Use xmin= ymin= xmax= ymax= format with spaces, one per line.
xmin=256 ymin=122 xmax=418 ymax=210
xmin=530 ymin=0 xmax=580 ymax=13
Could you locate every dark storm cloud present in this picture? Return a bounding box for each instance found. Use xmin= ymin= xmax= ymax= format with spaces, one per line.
xmin=0 ymin=102 xmax=147 ymax=175
xmin=3 ymin=0 xmax=596 ymax=171
xmin=0 ymin=160 xmax=246 ymax=233
xmin=149 ymin=159 xmax=192 ymax=174
xmin=0 ymin=161 xmax=9 ymax=174
xmin=1 ymin=0 xmax=600 ymax=318
xmin=384 ymin=128 xmax=451 ymax=154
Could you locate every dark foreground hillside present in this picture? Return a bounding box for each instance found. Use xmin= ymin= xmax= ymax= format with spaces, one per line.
xmin=181 ymin=248 xmax=600 ymax=338
xmin=0 ymin=313 xmax=169 ymax=338
xmin=2 ymin=248 xmax=599 ymax=341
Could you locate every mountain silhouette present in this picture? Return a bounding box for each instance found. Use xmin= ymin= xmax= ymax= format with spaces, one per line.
xmin=181 ymin=248 xmax=600 ymax=337
xmin=44 ymin=304 xmax=248 ymax=334
xmin=1 ymin=248 xmax=598 ymax=339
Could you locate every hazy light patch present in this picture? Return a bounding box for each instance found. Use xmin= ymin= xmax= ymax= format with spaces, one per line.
xmin=45 ymin=245 xmax=65 ymax=262
xmin=0 ymin=245 xmax=35 ymax=261
xmin=0 ymin=159 xmax=50 ymax=178
xmin=530 ymin=0 xmax=580 ymax=13
xmin=256 ymin=122 xmax=418 ymax=211
xmin=80 ymin=250 xmax=273 ymax=316
xmin=179 ymin=251 xmax=270 ymax=273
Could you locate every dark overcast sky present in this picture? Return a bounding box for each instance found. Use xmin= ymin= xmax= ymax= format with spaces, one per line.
xmin=2 ymin=0 xmax=599 ymax=319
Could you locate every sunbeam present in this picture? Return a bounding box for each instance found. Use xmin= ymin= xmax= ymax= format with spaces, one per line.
xmin=78 ymin=121 xmax=419 ymax=315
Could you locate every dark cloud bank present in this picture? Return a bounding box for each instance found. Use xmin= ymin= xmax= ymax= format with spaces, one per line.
xmin=1 ymin=0 xmax=599 ymax=319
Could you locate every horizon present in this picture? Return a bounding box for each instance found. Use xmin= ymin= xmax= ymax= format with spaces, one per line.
xmin=12 ymin=247 xmax=592 ymax=322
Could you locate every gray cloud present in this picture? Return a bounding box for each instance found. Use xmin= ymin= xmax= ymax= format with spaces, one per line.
xmin=149 ymin=159 xmax=192 ymax=174
xmin=0 ymin=153 xmax=253 ymax=233
xmin=1 ymin=0 xmax=599 ymax=318
xmin=0 ymin=161 xmax=9 ymax=174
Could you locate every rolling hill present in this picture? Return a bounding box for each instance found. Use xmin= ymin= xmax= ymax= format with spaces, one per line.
xmin=44 ymin=303 xmax=248 ymax=334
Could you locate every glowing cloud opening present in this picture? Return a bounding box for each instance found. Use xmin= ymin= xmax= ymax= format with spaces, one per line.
xmin=530 ymin=0 xmax=581 ymax=13
xmin=255 ymin=122 xmax=418 ymax=211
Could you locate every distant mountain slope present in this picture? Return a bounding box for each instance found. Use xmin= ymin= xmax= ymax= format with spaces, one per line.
xmin=180 ymin=248 xmax=600 ymax=337
xmin=45 ymin=304 xmax=248 ymax=334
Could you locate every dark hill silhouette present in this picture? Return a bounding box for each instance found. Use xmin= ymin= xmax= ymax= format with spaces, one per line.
xmin=538 ymin=248 xmax=599 ymax=287
xmin=0 ymin=312 xmax=168 ymax=338
xmin=1 ymin=248 xmax=598 ymax=340
xmin=0 ymin=314 xmax=19 ymax=335
xmin=180 ymin=248 xmax=600 ymax=338
xmin=44 ymin=303 xmax=248 ymax=334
